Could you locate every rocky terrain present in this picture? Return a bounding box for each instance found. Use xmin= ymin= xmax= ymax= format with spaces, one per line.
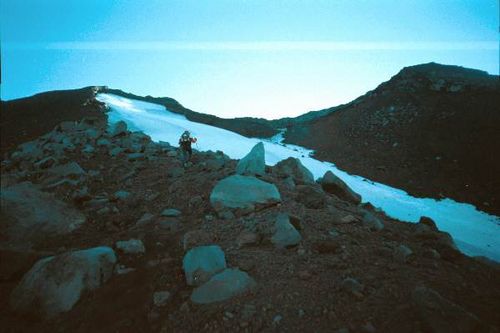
xmin=1 ymin=94 xmax=500 ymax=332
xmin=280 ymin=63 xmax=500 ymax=215
xmin=98 ymin=63 xmax=500 ymax=216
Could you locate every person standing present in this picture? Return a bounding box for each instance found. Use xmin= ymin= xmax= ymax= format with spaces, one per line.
xmin=178 ymin=130 xmax=197 ymax=166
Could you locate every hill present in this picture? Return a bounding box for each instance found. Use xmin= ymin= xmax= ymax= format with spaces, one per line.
xmin=281 ymin=63 xmax=500 ymax=215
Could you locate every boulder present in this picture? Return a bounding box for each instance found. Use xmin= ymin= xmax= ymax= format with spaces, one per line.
xmin=412 ymin=286 xmax=481 ymax=333
xmin=271 ymin=214 xmax=302 ymax=248
xmin=182 ymin=245 xmax=227 ymax=286
xmin=1 ymin=182 xmax=86 ymax=249
xmin=110 ymin=120 xmax=128 ymax=137
xmin=273 ymin=157 xmax=314 ymax=184
xmin=10 ymin=247 xmax=116 ymax=318
xmin=210 ymin=175 xmax=281 ymax=211
xmin=191 ymin=268 xmax=256 ymax=304
xmin=115 ymin=239 xmax=145 ymax=254
xmin=320 ymin=171 xmax=361 ymax=205
xmin=236 ymin=142 xmax=265 ymax=176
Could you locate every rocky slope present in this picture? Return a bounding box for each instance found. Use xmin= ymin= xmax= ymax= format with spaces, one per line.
xmin=1 ymin=105 xmax=499 ymax=332
xmin=281 ymin=63 xmax=500 ymax=215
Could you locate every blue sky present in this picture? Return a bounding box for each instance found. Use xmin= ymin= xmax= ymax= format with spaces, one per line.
xmin=1 ymin=0 xmax=498 ymax=118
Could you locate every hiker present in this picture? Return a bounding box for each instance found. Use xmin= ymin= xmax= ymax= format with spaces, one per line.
xmin=178 ymin=130 xmax=197 ymax=165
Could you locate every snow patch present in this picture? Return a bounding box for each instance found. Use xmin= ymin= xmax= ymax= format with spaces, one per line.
xmin=96 ymin=93 xmax=500 ymax=262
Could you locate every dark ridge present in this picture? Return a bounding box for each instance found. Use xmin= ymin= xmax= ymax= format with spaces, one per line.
xmin=101 ymin=88 xmax=279 ymax=139
xmin=1 ymin=87 xmax=106 ymax=157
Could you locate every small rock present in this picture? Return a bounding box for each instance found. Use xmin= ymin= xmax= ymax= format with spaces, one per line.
xmin=423 ymin=248 xmax=441 ymax=260
xmin=339 ymin=215 xmax=358 ymax=224
xmin=97 ymin=206 xmax=111 ymax=215
xmin=115 ymin=239 xmax=146 ymax=255
xmin=341 ymin=277 xmax=364 ymax=296
xmin=114 ymin=190 xmax=131 ymax=201
xmin=362 ymin=212 xmax=384 ymax=231
xmin=360 ymin=322 xmax=377 ymax=333
xmin=96 ymin=138 xmax=111 ymax=147
xmin=109 ymin=146 xmax=125 ymax=157
xmin=115 ymin=264 xmax=136 ymax=275
xmin=161 ymin=208 xmax=182 ymax=217
xmin=237 ymin=230 xmax=259 ymax=248
xmin=272 ymin=315 xmax=283 ymax=326
xmin=127 ymin=152 xmax=145 ymax=161
xmin=189 ymin=195 xmax=203 ymax=207
xmin=34 ymin=156 xmax=56 ymax=169
xmin=393 ymin=244 xmax=413 ymax=263
xmin=136 ymin=213 xmax=154 ymax=226
xmin=218 ymin=210 xmax=235 ymax=220
xmin=190 ymin=268 xmax=256 ymax=304
xmin=153 ymin=291 xmax=171 ymax=307
xmin=271 ymin=214 xmax=302 ymax=248
xmin=110 ymin=120 xmax=128 ymax=137
xmin=72 ymin=186 xmax=91 ymax=203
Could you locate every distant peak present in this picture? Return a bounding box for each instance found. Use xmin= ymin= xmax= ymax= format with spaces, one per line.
xmin=397 ymin=62 xmax=492 ymax=80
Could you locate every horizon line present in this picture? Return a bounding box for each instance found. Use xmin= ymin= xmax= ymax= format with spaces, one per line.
xmin=3 ymin=40 xmax=499 ymax=51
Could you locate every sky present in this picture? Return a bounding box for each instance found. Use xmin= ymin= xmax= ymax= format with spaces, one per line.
xmin=1 ymin=0 xmax=499 ymax=119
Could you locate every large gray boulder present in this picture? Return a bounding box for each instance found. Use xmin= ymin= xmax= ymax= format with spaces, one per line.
xmin=412 ymin=286 xmax=481 ymax=333
xmin=236 ymin=142 xmax=265 ymax=176
xmin=320 ymin=171 xmax=361 ymax=205
xmin=191 ymin=268 xmax=256 ymax=304
xmin=271 ymin=214 xmax=302 ymax=248
xmin=10 ymin=247 xmax=116 ymax=318
xmin=273 ymin=157 xmax=314 ymax=185
xmin=210 ymin=175 xmax=281 ymax=211
xmin=182 ymin=245 xmax=227 ymax=286
xmin=1 ymin=182 xmax=86 ymax=250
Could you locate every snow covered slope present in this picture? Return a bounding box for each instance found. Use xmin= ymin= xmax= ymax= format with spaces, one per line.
xmin=97 ymin=93 xmax=500 ymax=261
